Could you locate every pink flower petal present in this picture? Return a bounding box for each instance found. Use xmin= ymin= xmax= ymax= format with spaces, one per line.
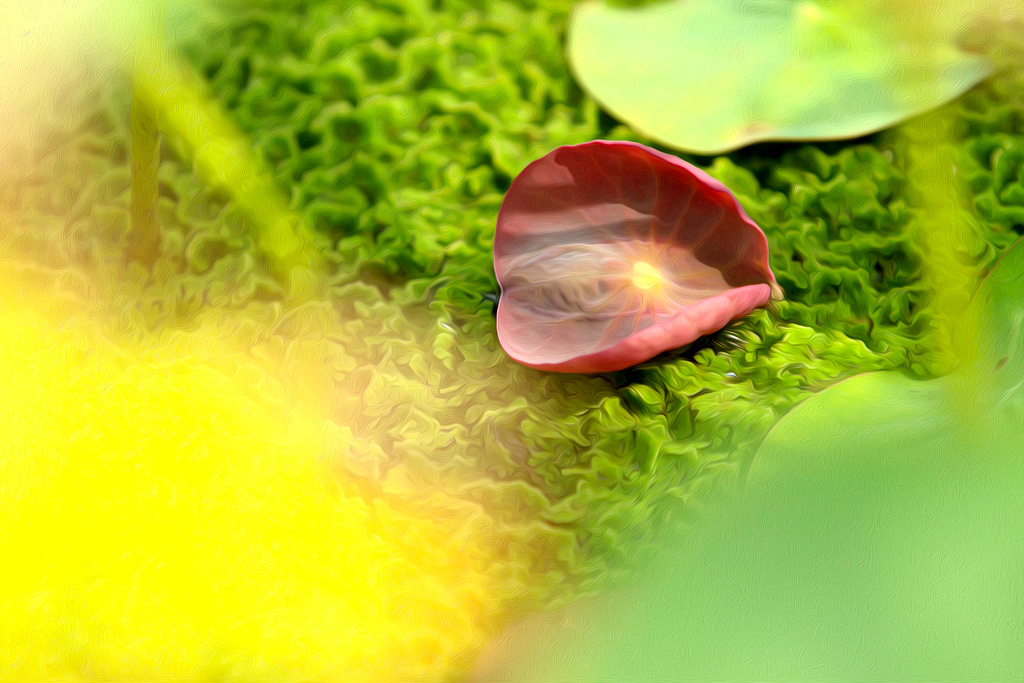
xmin=494 ymin=140 xmax=780 ymax=373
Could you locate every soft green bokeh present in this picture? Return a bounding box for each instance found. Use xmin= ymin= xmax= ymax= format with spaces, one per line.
xmin=567 ymin=0 xmax=990 ymax=153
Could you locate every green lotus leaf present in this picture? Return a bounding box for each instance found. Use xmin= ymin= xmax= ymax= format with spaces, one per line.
xmin=566 ymin=0 xmax=992 ymax=153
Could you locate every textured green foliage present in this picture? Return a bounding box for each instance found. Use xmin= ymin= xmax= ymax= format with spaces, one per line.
xmin=962 ymin=76 xmax=1024 ymax=255
xmin=14 ymin=0 xmax=1024 ymax=605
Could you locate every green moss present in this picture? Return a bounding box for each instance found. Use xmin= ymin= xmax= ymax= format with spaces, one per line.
xmin=13 ymin=0 xmax=1024 ymax=605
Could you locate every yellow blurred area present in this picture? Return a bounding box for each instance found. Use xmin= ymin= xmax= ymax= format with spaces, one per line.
xmin=0 ymin=268 xmax=496 ymax=680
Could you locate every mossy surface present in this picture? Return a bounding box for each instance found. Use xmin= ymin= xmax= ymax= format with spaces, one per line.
xmin=7 ymin=0 xmax=1024 ymax=626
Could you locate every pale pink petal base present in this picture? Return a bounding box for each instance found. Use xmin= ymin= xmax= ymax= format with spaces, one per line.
xmin=497 ymin=284 xmax=771 ymax=373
